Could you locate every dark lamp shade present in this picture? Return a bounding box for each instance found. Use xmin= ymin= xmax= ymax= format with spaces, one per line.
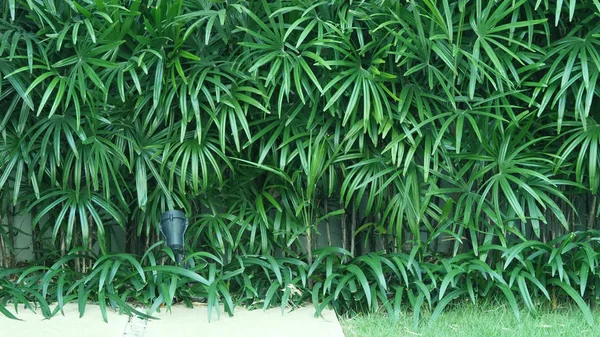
xmin=159 ymin=210 xmax=188 ymax=250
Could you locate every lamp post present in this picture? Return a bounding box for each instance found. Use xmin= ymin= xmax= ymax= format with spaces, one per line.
xmin=159 ymin=210 xmax=189 ymax=266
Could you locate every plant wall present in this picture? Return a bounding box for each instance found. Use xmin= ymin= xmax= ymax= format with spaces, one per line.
xmin=1 ymin=0 xmax=600 ymax=326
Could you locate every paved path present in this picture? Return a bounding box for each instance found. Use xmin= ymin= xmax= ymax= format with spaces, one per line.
xmin=0 ymin=303 xmax=345 ymax=337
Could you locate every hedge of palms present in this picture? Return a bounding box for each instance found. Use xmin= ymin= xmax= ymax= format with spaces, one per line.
xmin=1 ymin=0 xmax=600 ymax=327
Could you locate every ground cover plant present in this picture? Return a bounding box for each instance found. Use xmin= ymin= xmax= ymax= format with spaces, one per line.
xmin=1 ymin=0 xmax=600 ymax=329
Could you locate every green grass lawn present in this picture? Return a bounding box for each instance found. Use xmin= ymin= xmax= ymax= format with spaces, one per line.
xmin=340 ymin=301 xmax=600 ymax=337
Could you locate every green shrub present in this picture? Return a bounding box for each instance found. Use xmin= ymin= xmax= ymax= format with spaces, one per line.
xmin=1 ymin=0 xmax=600 ymax=327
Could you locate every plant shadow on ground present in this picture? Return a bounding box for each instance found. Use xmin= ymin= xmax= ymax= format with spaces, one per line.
xmin=341 ymin=300 xmax=600 ymax=337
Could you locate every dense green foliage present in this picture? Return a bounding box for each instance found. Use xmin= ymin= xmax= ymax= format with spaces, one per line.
xmin=1 ymin=0 xmax=600 ymax=327
xmin=2 ymin=231 xmax=600 ymax=326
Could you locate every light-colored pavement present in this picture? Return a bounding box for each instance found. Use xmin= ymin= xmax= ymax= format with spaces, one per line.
xmin=0 ymin=304 xmax=130 ymax=337
xmin=0 ymin=303 xmax=345 ymax=337
xmin=145 ymin=303 xmax=344 ymax=337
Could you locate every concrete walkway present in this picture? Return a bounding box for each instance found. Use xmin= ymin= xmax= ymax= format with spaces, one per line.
xmin=0 ymin=303 xmax=345 ymax=337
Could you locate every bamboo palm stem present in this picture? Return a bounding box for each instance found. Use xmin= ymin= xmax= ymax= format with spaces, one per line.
xmin=0 ymin=225 xmax=6 ymax=267
xmin=588 ymin=195 xmax=597 ymax=230
xmin=341 ymin=213 xmax=348 ymax=262
xmin=351 ymin=203 xmax=356 ymax=257
xmin=325 ymin=199 xmax=332 ymax=247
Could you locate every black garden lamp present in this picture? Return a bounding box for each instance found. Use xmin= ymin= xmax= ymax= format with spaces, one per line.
xmin=159 ymin=210 xmax=189 ymax=266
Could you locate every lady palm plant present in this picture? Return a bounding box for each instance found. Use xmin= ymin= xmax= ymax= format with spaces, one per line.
xmin=1 ymin=0 xmax=600 ymax=324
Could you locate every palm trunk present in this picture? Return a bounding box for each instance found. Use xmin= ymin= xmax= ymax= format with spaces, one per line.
xmin=376 ymin=213 xmax=383 ymax=252
xmin=31 ymin=218 xmax=38 ymax=261
xmin=306 ymin=229 xmax=312 ymax=265
xmin=341 ymin=213 xmax=348 ymax=263
xmin=350 ymin=204 xmax=356 ymax=256
xmin=145 ymin=223 xmax=151 ymax=252
xmin=0 ymin=227 xmax=6 ymax=267
xmin=60 ymin=227 xmax=66 ymax=257
xmin=6 ymin=212 xmax=14 ymax=265
xmin=588 ymin=195 xmax=597 ymax=230
xmin=86 ymin=226 xmax=93 ymax=273
xmin=325 ymin=200 xmax=332 ymax=247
